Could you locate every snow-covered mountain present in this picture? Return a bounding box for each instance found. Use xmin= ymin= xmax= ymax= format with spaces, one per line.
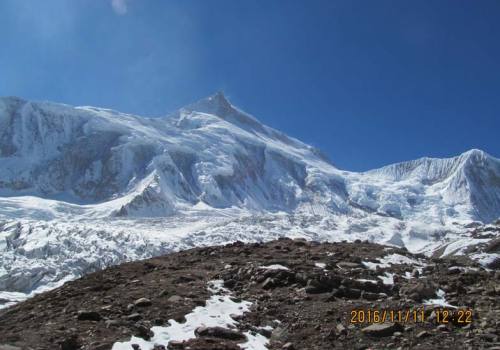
xmin=0 ymin=92 xmax=499 ymax=307
xmin=0 ymin=92 xmax=343 ymax=216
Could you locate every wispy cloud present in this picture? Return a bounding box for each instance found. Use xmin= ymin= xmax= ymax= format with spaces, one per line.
xmin=111 ymin=0 xmax=128 ymax=15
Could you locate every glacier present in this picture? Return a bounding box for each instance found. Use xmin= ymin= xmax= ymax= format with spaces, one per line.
xmin=0 ymin=92 xmax=499 ymax=307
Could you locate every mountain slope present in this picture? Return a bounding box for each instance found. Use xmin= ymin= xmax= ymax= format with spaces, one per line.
xmin=363 ymin=149 xmax=500 ymax=222
xmin=1 ymin=239 xmax=498 ymax=350
xmin=0 ymin=93 xmax=345 ymax=215
xmin=0 ymin=93 xmax=499 ymax=308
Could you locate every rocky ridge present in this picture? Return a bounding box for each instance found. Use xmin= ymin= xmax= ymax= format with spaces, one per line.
xmin=0 ymin=239 xmax=498 ymax=350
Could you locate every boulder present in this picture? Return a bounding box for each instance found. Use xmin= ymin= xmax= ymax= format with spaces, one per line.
xmin=77 ymin=310 xmax=102 ymax=321
xmin=400 ymin=280 xmax=437 ymax=301
xmin=194 ymin=326 xmax=246 ymax=341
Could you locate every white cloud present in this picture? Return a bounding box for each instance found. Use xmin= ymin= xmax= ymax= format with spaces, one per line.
xmin=111 ymin=0 xmax=128 ymax=15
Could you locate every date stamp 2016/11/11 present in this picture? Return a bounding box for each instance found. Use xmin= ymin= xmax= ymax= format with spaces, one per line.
xmin=350 ymin=308 xmax=473 ymax=324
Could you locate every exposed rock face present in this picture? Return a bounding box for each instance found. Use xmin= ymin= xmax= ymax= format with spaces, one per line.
xmin=0 ymin=239 xmax=498 ymax=350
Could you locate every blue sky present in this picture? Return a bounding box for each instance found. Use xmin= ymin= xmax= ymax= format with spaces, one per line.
xmin=1 ymin=0 xmax=499 ymax=171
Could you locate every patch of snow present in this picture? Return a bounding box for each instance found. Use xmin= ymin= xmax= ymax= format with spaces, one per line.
xmin=442 ymin=238 xmax=490 ymax=256
xmin=378 ymin=272 xmax=394 ymax=285
xmin=424 ymin=289 xmax=457 ymax=308
xmin=362 ymin=261 xmax=383 ymax=271
xmin=379 ymin=253 xmax=426 ymax=266
xmin=356 ymin=278 xmax=378 ymax=284
xmin=470 ymin=252 xmax=499 ymax=267
xmin=239 ymin=331 xmax=270 ymax=350
xmin=0 ymin=274 xmax=75 ymax=310
xmin=258 ymin=264 xmax=289 ymax=271
xmin=112 ymin=280 xmax=263 ymax=350
xmin=314 ymin=262 xmax=326 ymax=269
xmin=362 ymin=254 xmax=427 ymax=276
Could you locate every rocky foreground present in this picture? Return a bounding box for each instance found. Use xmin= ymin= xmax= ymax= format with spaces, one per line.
xmin=0 ymin=239 xmax=499 ymax=350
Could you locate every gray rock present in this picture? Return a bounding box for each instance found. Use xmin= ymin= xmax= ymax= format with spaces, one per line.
xmin=271 ymin=326 xmax=289 ymax=342
xmin=334 ymin=286 xmax=361 ymax=299
xmin=437 ymin=324 xmax=448 ymax=331
xmin=361 ymin=323 xmax=403 ymax=337
xmin=416 ymin=331 xmax=431 ymax=338
xmin=134 ymin=297 xmax=152 ymax=307
xmin=77 ymin=310 xmax=101 ymax=321
xmin=361 ymin=291 xmax=380 ymax=300
xmin=336 ymin=323 xmax=347 ymax=335
xmin=400 ymin=280 xmax=437 ymax=301
xmin=127 ymin=313 xmax=142 ymax=321
xmin=105 ymin=319 xmax=121 ymax=328
xmin=262 ymin=277 xmax=275 ymax=289
xmin=337 ymin=262 xmax=360 ymax=269
xmin=194 ymin=326 xmax=246 ymax=341
xmin=167 ymin=295 xmax=184 ymax=303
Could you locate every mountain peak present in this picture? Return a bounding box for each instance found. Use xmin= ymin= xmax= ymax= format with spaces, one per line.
xmin=185 ymin=91 xmax=233 ymax=115
xmin=209 ymin=91 xmax=231 ymax=107
xmin=184 ymin=92 xmax=267 ymax=134
xmin=461 ymin=148 xmax=489 ymax=161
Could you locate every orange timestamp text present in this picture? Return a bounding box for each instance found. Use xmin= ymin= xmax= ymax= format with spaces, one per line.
xmin=350 ymin=308 xmax=473 ymax=324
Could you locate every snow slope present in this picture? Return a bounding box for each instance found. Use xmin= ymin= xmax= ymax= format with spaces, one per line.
xmin=0 ymin=92 xmax=499 ymax=307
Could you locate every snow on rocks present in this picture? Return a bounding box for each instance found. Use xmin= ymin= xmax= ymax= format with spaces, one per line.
xmin=362 ymin=253 xmax=427 ymax=278
xmin=423 ymin=289 xmax=457 ymax=309
xmin=112 ymin=280 xmax=270 ymax=350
